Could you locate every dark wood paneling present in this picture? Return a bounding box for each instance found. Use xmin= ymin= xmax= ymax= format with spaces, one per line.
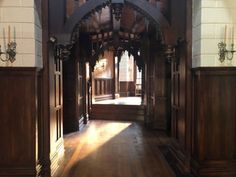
xmin=119 ymin=81 xmax=135 ymax=97
xmin=169 ymin=40 xmax=190 ymax=177
xmin=167 ymin=0 xmax=192 ymax=175
xmin=94 ymin=78 xmax=113 ymax=96
xmin=191 ymin=67 xmax=236 ymax=177
xmin=63 ymin=58 xmax=78 ymax=133
xmin=152 ymin=45 xmax=167 ymax=130
xmin=144 ymin=38 xmax=169 ymax=130
xmin=0 ymin=67 xmax=38 ymax=177
xmin=63 ymin=56 xmax=87 ymax=134
xmin=49 ymin=43 xmax=64 ymax=176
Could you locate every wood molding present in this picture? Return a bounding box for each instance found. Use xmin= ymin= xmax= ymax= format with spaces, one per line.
xmin=62 ymin=0 xmax=169 ymax=38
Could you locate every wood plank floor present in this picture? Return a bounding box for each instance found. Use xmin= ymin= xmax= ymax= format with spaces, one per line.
xmin=54 ymin=120 xmax=176 ymax=177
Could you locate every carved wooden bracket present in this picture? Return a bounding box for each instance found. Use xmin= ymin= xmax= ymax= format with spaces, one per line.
xmin=55 ymin=44 xmax=73 ymax=62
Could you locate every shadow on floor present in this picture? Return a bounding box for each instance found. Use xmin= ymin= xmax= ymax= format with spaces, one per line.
xmin=54 ymin=120 xmax=177 ymax=177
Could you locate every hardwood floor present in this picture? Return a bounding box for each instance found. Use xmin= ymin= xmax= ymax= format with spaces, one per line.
xmin=54 ymin=120 xmax=176 ymax=177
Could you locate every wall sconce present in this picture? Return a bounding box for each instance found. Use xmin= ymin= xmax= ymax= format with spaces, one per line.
xmin=55 ymin=44 xmax=73 ymax=61
xmin=111 ymin=0 xmax=124 ymax=21
xmin=0 ymin=26 xmax=17 ymax=63
xmin=218 ymin=25 xmax=236 ymax=63
xmin=165 ymin=45 xmax=175 ymax=63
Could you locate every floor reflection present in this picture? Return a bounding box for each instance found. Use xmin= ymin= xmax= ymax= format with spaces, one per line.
xmin=54 ymin=120 xmax=176 ymax=177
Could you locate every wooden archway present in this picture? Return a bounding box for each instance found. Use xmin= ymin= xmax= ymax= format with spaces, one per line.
xmin=62 ymin=0 xmax=170 ymax=43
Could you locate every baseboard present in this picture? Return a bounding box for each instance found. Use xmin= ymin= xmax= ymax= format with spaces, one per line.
xmin=191 ymin=158 xmax=236 ymax=177
xmin=0 ymin=167 xmax=36 ymax=177
xmin=168 ymin=140 xmax=191 ymax=177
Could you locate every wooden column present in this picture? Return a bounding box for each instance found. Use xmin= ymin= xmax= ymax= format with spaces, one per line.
xmin=141 ymin=66 xmax=145 ymax=105
xmin=112 ymin=51 xmax=116 ymax=99
xmin=63 ymin=49 xmax=87 ymax=133
xmin=167 ymin=0 xmax=192 ymax=175
xmin=151 ymin=43 xmax=167 ymax=130
xmin=49 ymin=43 xmax=64 ymax=176
xmin=142 ymin=35 xmax=153 ymax=127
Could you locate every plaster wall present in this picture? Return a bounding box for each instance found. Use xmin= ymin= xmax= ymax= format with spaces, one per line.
xmin=192 ymin=0 xmax=236 ymax=67
xmin=0 ymin=0 xmax=42 ymax=67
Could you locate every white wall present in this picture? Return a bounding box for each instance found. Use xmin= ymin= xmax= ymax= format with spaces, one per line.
xmin=0 ymin=0 xmax=42 ymax=67
xmin=119 ymin=51 xmax=134 ymax=82
xmin=192 ymin=0 xmax=236 ymax=67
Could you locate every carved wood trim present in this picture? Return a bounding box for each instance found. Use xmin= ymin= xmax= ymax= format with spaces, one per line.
xmin=62 ymin=0 xmax=169 ymax=43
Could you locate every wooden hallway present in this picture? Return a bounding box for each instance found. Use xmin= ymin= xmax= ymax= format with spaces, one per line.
xmin=54 ymin=121 xmax=176 ymax=177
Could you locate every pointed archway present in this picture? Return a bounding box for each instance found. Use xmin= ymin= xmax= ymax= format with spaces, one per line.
xmin=58 ymin=0 xmax=169 ymax=43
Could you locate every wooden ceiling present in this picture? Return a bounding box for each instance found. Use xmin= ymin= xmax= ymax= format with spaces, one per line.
xmin=66 ymin=0 xmax=170 ymax=36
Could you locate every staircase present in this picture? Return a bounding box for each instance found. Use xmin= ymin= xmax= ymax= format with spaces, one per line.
xmin=90 ymin=104 xmax=145 ymax=121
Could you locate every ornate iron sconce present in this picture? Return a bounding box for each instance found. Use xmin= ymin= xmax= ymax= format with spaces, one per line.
xmin=218 ymin=42 xmax=235 ymax=63
xmin=0 ymin=26 xmax=17 ymax=63
xmin=218 ymin=25 xmax=236 ymax=63
xmin=165 ymin=45 xmax=175 ymax=63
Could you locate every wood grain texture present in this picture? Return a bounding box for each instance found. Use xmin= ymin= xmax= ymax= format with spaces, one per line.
xmin=168 ymin=0 xmax=192 ymax=175
xmin=53 ymin=120 xmax=176 ymax=177
xmin=191 ymin=67 xmax=236 ymax=177
xmin=0 ymin=67 xmax=38 ymax=177
xmin=119 ymin=81 xmax=136 ymax=97
xmin=90 ymin=104 xmax=145 ymax=121
xmin=63 ymin=52 xmax=87 ymax=134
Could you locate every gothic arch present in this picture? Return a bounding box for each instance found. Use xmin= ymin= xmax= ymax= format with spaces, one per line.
xmin=63 ymin=0 xmax=170 ymax=42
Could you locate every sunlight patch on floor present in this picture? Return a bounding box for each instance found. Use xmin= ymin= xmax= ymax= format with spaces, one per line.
xmin=79 ymin=122 xmax=132 ymax=159
xmin=61 ymin=122 xmax=132 ymax=177
xmin=93 ymin=97 xmax=141 ymax=105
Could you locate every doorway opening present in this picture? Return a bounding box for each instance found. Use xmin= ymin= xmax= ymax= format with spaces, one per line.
xmin=61 ymin=0 xmax=171 ymax=132
xmin=92 ymin=50 xmax=143 ymax=106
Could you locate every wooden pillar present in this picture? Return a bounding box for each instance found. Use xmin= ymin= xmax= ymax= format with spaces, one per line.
xmin=151 ymin=43 xmax=167 ymax=130
xmin=117 ymin=57 xmax=120 ymax=95
xmin=142 ymin=35 xmax=153 ymax=127
xmin=141 ymin=66 xmax=145 ymax=105
xmin=112 ymin=51 xmax=116 ymax=99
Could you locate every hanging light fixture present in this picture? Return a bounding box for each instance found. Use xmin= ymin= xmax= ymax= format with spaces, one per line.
xmin=111 ymin=0 xmax=124 ymax=21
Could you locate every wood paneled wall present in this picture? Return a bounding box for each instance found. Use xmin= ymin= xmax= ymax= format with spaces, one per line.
xmin=0 ymin=67 xmax=38 ymax=177
xmin=191 ymin=67 xmax=236 ymax=177
xmin=49 ymin=44 xmax=64 ymax=175
xmin=119 ymin=81 xmax=136 ymax=97
xmin=63 ymin=55 xmax=87 ymax=133
xmin=167 ymin=0 xmax=192 ymax=175
xmin=94 ymin=78 xmax=113 ymax=97
xmin=144 ymin=38 xmax=169 ymax=130
xmin=152 ymin=44 xmax=168 ymax=130
xmin=169 ymin=41 xmax=189 ymax=173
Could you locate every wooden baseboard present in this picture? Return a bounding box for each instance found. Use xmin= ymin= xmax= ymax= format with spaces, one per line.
xmin=0 ymin=167 xmax=36 ymax=177
xmin=191 ymin=159 xmax=236 ymax=177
